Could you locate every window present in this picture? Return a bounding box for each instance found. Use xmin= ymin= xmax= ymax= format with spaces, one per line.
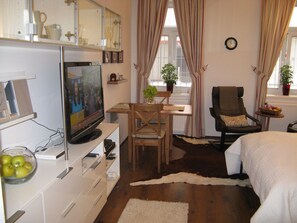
xmin=268 ymin=7 xmax=297 ymax=95
xmin=149 ymin=7 xmax=192 ymax=91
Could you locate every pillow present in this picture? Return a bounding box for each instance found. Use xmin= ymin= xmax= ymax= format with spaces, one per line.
xmin=220 ymin=115 xmax=249 ymax=127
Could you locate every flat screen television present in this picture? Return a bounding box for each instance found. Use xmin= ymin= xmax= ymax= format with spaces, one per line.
xmin=63 ymin=61 xmax=104 ymax=144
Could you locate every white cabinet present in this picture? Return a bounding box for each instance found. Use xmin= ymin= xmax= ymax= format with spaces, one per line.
xmin=0 ymin=0 xmax=30 ymax=41
xmin=103 ymin=8 xmax=121 ymax=51
xmin=4 ymin=123 xmax=120 ymax=223
xmin=32 ymin=0 xmax=76 ymax=44
xmin=78 ymin=0 xmax=104 ymax=47
xmin=0 ymin=0 xmax=121 ymax=50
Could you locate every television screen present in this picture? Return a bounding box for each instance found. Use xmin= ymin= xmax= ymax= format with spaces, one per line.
xmin=63 ymin=62 xmax=104 ymax=144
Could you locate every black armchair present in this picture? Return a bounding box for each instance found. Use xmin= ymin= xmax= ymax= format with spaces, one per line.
xmin=209 ymin=86 xmax=262 ymax=150
xmin=287 ymin=120 xmax=297 ymax=132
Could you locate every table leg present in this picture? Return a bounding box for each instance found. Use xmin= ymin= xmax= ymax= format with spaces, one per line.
xmin=128 ymin=113 xmax=132 ymax=163
xmin=262 ymin=117 xmax=270 ymax=131
xmin=164 ymin=114 xmax=174 ymax=165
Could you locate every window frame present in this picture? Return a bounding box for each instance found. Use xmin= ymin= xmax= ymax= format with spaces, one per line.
xmin=148 ymin=6 xmax=192 ymax=93
xmin=268 ymin=27 xmax=297 ymax=96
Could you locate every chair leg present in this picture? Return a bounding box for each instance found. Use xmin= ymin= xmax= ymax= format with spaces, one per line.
xmin=161 ymin=139 xmax=165 ymax=163
xmin=220 ymin=132 xmax=226 ymax=150
xmin=157 ymin=142 xmax=161 ymax=173
xmin=132 ymin=142 xmax=136 ymax=171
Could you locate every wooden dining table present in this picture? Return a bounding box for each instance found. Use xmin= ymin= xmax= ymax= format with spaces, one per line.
xmin=106 ymin=103 xmax=192 ymax=164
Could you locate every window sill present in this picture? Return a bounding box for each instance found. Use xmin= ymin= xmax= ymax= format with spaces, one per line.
xmin=267 ymin=94 xmax=297 ymax=105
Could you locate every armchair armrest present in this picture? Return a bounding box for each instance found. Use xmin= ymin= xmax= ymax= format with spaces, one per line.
xmin=288 ymin=120 xmax=297 ymax=128
xmin=246 ymin=113 xmax=261 ymax=126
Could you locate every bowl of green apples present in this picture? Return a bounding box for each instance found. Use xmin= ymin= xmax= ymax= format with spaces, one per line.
xmin=1 ymin=146 xmax=37 ymax=184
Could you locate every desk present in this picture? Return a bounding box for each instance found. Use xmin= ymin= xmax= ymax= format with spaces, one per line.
xmin=106 ymin=103 xmax=192 ymax=164
xmin=255 ymin=111 xmax=284 ymax=131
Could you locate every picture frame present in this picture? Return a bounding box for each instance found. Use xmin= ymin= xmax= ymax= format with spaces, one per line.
xmin=111 ymin=51 xmax=118 ymax=63
xmin=118 ymin=50 xmax=123 ymax=63
xmin=103 ymin=51 xmax=110 ymax=63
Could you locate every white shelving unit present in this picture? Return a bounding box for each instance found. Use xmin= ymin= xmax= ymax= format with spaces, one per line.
xmin=0 ymin=113 xmax=37 ymax=131
xmin=0 ymin=71 xmax=37 ymax=130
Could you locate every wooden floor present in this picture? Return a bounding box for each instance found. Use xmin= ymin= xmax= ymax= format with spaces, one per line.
xmin=95 ymin=137 xmax=260 ymax=223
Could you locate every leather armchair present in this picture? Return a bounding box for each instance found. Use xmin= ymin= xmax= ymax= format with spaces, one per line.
xmin=209 ymin=86 xmax=262 ymax=150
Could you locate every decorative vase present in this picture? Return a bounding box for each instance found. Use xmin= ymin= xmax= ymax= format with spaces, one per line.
xmin=166 ymin=83 xmax=174 ymax=93
xmin=282 ymin=84 xmax=291 ymax=96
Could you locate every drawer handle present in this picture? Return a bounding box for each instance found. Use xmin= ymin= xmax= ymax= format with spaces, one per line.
xmin=61 ymin=201 xmax=76 ymax=218
xmin=57 ymin=167 xmax=73 ymax=179
xmin=92 ymin=177 xmax=102 ymax=189
xmin=93 ymin=194 xmax=103 ymax=206
xmin=90 ymin=159 xmax=102 ymax=169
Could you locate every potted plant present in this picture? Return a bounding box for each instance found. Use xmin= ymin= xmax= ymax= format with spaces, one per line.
xmin=143 ymin=85 xmax=158 ymax=103
xmin=161 ymin=63 xmax=178 ymax=93
xmin=280 ymin=64 xmax=293 ymax=95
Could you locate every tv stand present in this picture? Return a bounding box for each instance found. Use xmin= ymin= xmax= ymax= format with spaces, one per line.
xmin=5 ymin=123 xmax=120 ymax=223
xmin=72 ymin=128 xmax=102 ymax=144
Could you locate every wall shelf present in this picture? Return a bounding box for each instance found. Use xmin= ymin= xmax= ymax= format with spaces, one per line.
xmin=107 ymin=79 xmax=127 ymax=85
xmin=0 ymin=113 xmax=37 ymax=130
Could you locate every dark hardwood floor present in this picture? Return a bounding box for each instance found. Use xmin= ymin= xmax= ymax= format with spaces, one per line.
xmin=95 ymin=136 xmax=260 ymax=223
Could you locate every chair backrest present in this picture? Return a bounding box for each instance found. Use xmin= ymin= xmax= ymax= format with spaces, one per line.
xmin=131 ymin=103 xmax=164 ymax=138
xmin=212 ymin=86 xmax=247 ymax=116
xmin=155 ymin=91 xmax=171 ymax=104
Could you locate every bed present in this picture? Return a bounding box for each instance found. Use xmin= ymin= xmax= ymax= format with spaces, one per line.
xmin=225 ymin=131 xmax=297 ymax=223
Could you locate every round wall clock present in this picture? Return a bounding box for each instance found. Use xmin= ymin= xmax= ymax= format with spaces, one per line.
xmin=225 ymin=37 xmax=238 ymax=50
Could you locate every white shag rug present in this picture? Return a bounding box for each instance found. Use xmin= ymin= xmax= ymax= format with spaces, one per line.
xmin=130 ymin=172 xmax=251 ymax=187
xmin=118 ymin=198 xmax=188 ymax=223
xmin=176 ymin=135 xmax=210 ymax=144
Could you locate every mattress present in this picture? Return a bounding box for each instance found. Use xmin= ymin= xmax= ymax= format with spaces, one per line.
xmin=225 ymin=131 xmax=297 ymax=223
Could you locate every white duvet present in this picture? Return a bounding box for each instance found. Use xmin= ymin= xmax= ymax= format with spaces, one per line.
xmin=225 ymin=131 xmax=297 ymax=223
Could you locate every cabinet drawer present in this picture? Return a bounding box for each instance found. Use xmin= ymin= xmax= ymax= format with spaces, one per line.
xmin=81 ymin=157 xmax=106 ymax=191
xmin=43 ymin=166 xmax=85 ymax=223
xmin=85 ymin=187 xmax=107 ymax=222
xmin=7 ymin=195 xmax=44 ymax=223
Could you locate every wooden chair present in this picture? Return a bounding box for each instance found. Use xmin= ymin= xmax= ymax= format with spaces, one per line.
xmin=130 ymin=103 xmax=166 ymax=173
xmin=155 ymin=91 xmax=171 ymax=104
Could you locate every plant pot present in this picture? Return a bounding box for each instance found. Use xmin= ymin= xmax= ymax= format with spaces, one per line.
xmin=282 ymin=84 xmax=291 ymax=96
xmin=166 ymin=83 xmax=174 ymax=93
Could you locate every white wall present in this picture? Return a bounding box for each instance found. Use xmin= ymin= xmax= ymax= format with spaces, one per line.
xmin=204 ymin=0 xmax=261 ymax=136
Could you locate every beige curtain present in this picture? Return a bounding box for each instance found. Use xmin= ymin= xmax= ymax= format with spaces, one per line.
xmin=134 ymin=0 xmax=168 ymax=103
xmin=173 ymin=0 xmax=205 ymax=137
xmin=254 ymin=0 xmax=295 ymax=110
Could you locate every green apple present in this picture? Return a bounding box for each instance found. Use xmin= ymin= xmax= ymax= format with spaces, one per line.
xmin=1 ymin=163 xmax=15 ymax=177
xmin=11 ymin=155 xmax=26 ymax=168
xmin=15 ymin=166 xmax=29 ymax=178
xmin=0 ymin=155 xmax=12 ymax=165
xmin=23 ymin=161 xmax=33 ymax=172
